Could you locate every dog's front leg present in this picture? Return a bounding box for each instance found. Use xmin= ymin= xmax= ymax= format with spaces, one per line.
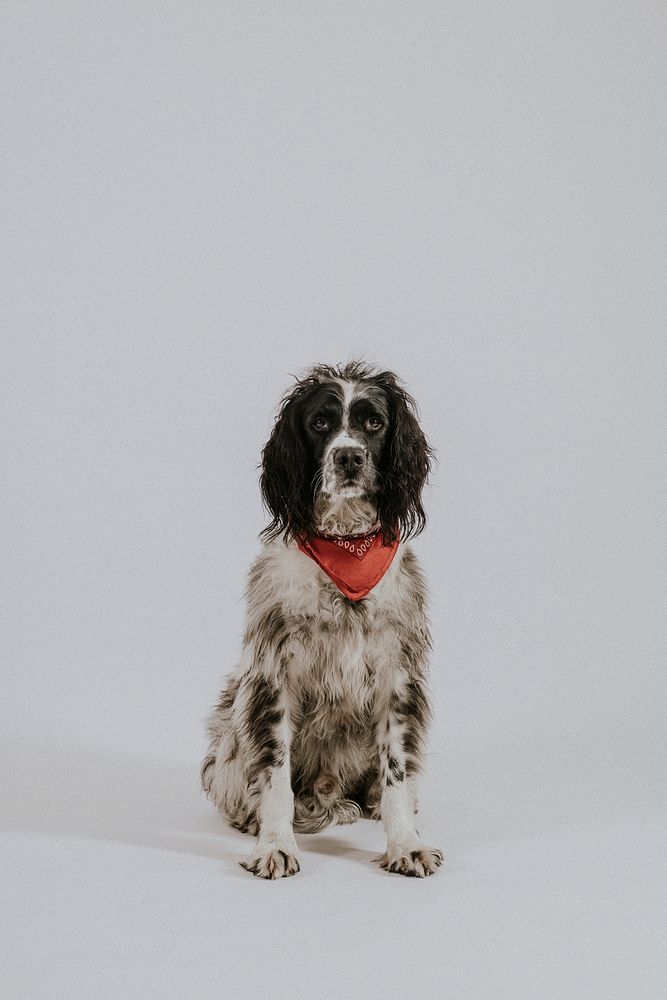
xmin=375 ymin=683 xmax=443 ymax=878
xmin=239 ymin=675 xmax=300 ymax=879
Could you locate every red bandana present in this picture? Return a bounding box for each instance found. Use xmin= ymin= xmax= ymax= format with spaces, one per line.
xmin=296 ymin=528 xmax=399 ymax=601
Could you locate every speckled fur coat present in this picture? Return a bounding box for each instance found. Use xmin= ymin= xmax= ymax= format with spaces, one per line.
xmin=201 ymin=362 xmax=443 ymax=879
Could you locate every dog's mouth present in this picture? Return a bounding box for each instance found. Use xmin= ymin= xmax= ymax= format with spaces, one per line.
xmin=324 ymin=480 xmax=369 ymax=504
xmin=340 ymin=474 xmax=364 ymax=489
xmin=322 ymin=464 xmax=374 ymax=498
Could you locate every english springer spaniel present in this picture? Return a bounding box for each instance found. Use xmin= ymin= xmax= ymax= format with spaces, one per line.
xmin=201 ymin=361 xmax=443 ymax=879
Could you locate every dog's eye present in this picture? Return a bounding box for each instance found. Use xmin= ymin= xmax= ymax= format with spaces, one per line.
xmin=312 ymin=416 xmax=329 ymax=432
xmin=366 ymin=416 xmax=383 ymax=431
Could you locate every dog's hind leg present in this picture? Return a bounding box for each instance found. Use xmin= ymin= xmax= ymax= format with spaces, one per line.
xmin=201 ymin=672 xmax=262 ymax=834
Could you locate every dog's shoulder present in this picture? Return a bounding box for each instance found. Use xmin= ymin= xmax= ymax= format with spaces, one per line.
xmin=245 ymin=538 xmax=322 ymax=616
xmin=372 ymin=542 xmax=427 ymax=606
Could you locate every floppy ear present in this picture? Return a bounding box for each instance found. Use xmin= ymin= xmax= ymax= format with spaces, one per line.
xmin=374 ymin=372 xmax=433 ymax=543
xmin=259 ymin=382 xmax=315 ymax=542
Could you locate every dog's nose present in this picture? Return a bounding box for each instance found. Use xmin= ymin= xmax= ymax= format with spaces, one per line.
xmin=333 ymin=447 xmax=366 ymax=472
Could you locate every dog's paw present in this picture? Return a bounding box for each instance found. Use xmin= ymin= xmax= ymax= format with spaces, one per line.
xmin=240 ymin=849 xmax=301 ymax=880
xmin=376 ymin=846 xmax=444 ymax=878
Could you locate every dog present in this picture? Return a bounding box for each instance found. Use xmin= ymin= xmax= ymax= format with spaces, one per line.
xmin=201 ymin=360 xmax=443 ymax=878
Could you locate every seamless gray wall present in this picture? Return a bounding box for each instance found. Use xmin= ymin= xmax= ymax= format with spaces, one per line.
xmin=2 ymin=2 xmax=665 ymax=764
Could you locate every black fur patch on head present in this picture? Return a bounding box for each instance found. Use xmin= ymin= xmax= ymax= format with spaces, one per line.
xmin=260 ymin=373 xmax=341 ymax=542
xmin=370 ymin=369 xmax=433 ymax=544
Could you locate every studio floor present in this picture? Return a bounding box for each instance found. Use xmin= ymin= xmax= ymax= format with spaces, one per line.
xmin=2 ymin=726 xmax=663 ymax=1000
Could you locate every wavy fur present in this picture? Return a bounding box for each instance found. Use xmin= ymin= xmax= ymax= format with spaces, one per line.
xmin=201 ymin=362 xmax=443 ymax=879
xmin=260 ymin=361 xmax=433 ymax=544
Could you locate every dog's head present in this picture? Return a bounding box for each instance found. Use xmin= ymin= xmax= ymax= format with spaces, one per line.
xmin=260 ymin=361 xmax=433 ymax=543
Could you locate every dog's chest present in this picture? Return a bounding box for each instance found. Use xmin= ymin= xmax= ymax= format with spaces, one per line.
xmin=293 ymin=602 xmax=396 ymax=717
xmin=271 ymin=544 xmax=405 ymax=707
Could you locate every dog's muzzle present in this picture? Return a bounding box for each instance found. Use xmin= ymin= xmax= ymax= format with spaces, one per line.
xmin=332 ymin=446 xmax=366 ymax=481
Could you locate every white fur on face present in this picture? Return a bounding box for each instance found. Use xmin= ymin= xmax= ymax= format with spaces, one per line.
xmin=321 ymin=379 xmax=374 ymax=498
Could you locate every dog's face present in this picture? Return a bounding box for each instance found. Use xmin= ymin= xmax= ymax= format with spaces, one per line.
xmin=260 ymin=362 xmax=432 ymax=543
xmin=301 ymin=379 xmax=390 ymax=500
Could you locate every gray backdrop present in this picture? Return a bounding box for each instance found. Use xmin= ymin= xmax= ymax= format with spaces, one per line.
xmin=2 ymin=3 xmax=665 ymax=999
